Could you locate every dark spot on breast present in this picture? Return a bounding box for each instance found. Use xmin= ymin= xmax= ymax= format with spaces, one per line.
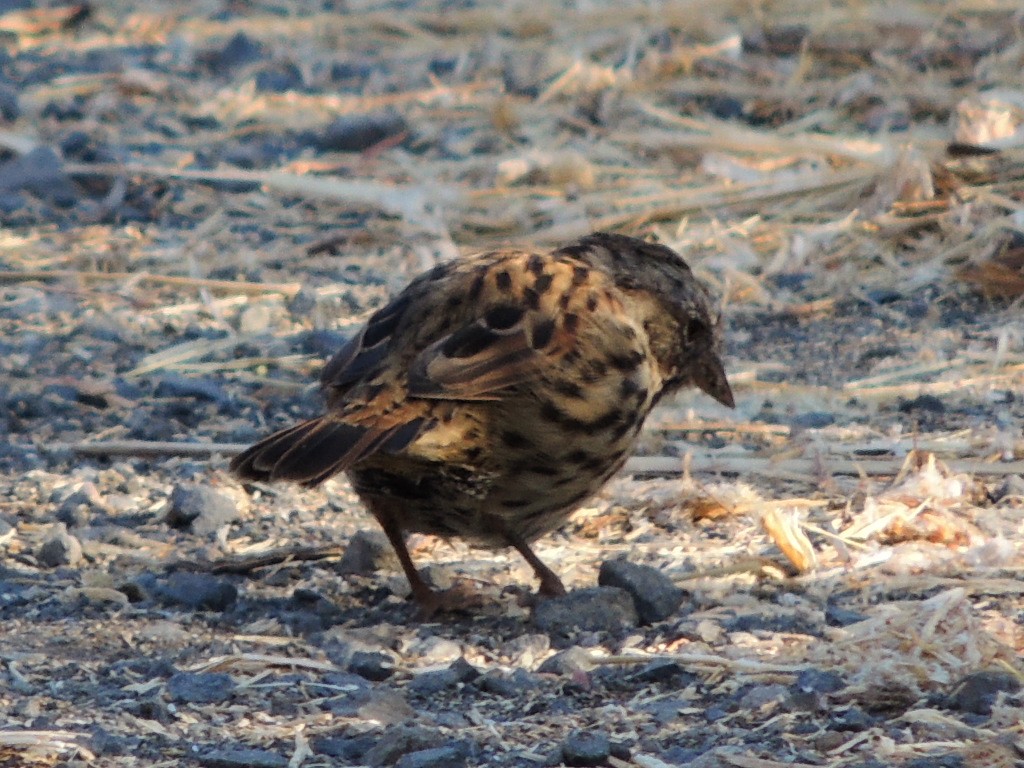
xmin=527 ymin=254 xmax=545 ymax=275
xmin=502 ymin=498 xmax=532 ymax=508
xmin=531 ymin=318 xmax=556 ymax=349
xmin=465 ymin=446 xmax=483 ymax=462
xmin=608 ymin=350 xmax=643 ymax=371
xmin=563 ymin=313 xmax=579 ymax=333
xmin=586 ymin=294 xmax=599 ymax=312
xmin=572 ymin=265 xmax=590 ymax=285
xmin=590 ymin=408 xmax=623 ymax=432
xmin=559 ymin=292 xmax=571 ymax=309
xmin=469 ymin=273 xmax=485 ymax=301
xmin=620 ymin=378 xmax=643 ymax=399
xmin=446 ymin=295 xmax=463 ymax=309
xmin=566 ymin=449 xmax=593 ymax=464
xmin=523 ymin=287 xmax=540 ymax=310
xmin=554 ymin=379 xmax=583 ymax=398
xmin=501 ymin=430 xmax=531 ymax=449
xmin=527 ymin=463 xmax=560 ymax=476
xmin=496 ymin=270 xmax=513 ymax=292
xmin=534 ymin=273 xmax=553 ymax=294
xmin=485 ymin=304 xmax=524 ymax=329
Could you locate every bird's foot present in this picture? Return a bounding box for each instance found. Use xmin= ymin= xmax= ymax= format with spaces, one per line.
xmin=410 ymin=578 xmax=488 ymax=620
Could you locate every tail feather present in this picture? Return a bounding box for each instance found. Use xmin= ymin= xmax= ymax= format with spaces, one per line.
xmin=230 ymin=416 xmax=425 ymax=486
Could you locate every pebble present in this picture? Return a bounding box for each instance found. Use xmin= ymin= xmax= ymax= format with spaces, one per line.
xmin=335 ymin=528 xmax=398 ymax=574
xmin=561 ymin=730 xmax=610 ymax=767
xmin=156 ymin=572 xmax=238 ymax=611
xmin=407 ymin=658 xmax=479 ymax=696
xmin=537 ymin=646 xmax=594 ymax=675
xmin=738 ymin=683 xmax=789 ymax=711
xmin=898 ymin=394 xmax=946 ymax=414
xmin=197 ymin=748 xmax=287 ymax=768
xmin=315 ymin=110 xmax=407 ymax=152
xmin=166 ymin=483 xmax=240 ymax=536
xmin=394 ymin=744 xmax=469 ymax=768
xmin=348 ymin=651 xmax=396 ymax=681
xmin=166 ymin=672 xmax=235 ymax=704
xmin=947 ymin=669 xmax=1021 ymax=715
xmin=597 ymin=559 xmax=684 ymax=623
xmin=362 ymin=724 xmax=444 ymax=767
xmin=154 ymin=373 xmax=229 ymax=403
xmin=201 ymin=32 xmax=266 ymax=72
xmin=36 ymin=524 xmax=83 ymax=567
xmin=0 ymin=146 xmax=78 ymax=206
xmin=532 ymin=587 xmax=639 ymax=638
xmin=476 ymin=668 xmax=536 ymax=697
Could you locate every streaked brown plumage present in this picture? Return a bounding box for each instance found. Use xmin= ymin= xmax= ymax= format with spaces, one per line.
xmin=231 ymin=232 xmax=734 ymax=613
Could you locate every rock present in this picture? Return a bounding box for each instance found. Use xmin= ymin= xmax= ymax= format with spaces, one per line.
xmin=947 ymin=669 xmax=1021 ymax=715
xmin=795 ymin=669 xmax=846 ymax=695
xmin=537 ymin=646 xmax=594 ymax=675
xmin=598 ymin=559 xmax=684 ymax=623
xmin=311 ymin=733 xmax=377 ymax=761
xmin=394 ymin=743 xmax=469 ymax=768
xmin=166 ymin=672 xmax=235 ymax=704
xmin=533 ymin=587 xmax=638 ymax=638
xmin=166 ymin=483 xmax=240 ymax=536
xmin=336 ymin=528 xmax=398 ymax=574
xmin=155 ymin=373 xmax=229 ymax=403
xmin=0 ymin=147 xmax=78 ymax=206
xmin=198 ymin=747 xmax=287 ymax=768
xmin=202 ymin=32 xmax=266 ymax=72
xmin=738 ymin=683 xmax=789 ymax=711
xmin=476 ymin=669 xmax=536 ymax=696
xmin=348 ymin=651 xmax=396 ymax=681
xmin=898 ymin=394 xmax=946 ymax=414
xmin=37 ymin=524 xmax=83 ymax=567
xmin=561 ymin=730 xmax=610 ymax=767
xmin=157 ymin=572 xmax=237 ymax=611
xmin=363 ymin=725 xmax=444 ymax=767
xmin=316 ymin=111 xmax=407 ymax=152
xmin=407 ymin=658 xmax=479 ymax=696
xmin=790 ymin=411 xmax=835 ymax=429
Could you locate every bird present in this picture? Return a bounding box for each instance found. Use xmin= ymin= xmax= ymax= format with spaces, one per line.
xmin=231 ymin=232 xmax=734 ymax=614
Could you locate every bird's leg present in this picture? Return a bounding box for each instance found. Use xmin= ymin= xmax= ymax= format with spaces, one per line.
xmin=374 ymin=511 xmax=484 ymax=618
xmin=375 ymin=512 xmax=438 ymax=609
xmin=505 ymin=532 xmax=567 ymax=597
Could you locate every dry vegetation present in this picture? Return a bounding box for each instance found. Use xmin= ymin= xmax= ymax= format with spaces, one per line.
xmin=0 ymin=0 xmax=1022 ymax=766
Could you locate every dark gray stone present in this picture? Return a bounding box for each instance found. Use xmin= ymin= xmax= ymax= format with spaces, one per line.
xmin=407 ymin=658 xmax=479 ymax=696
xmin=561 ymin=730 xmax=610 ymax=767
xmin=363 ymin=725 xmax=443 ymax=767
xmin=394 ymin=743 xmax=469 ymax=768
xmin=336 ymin=528 xmax=398 ymax=574
xmin=37 ymin=524 xmax=83 ymax=567
xmin=158 ymin=572 xmax=237 ymax=611
xmin=166 ymin=483 xmax=240 ymax=536
xmin=533 ymin=587 xmax=638 ymax=637
xmin=537 ymin=646 xmax=594 ymax=675
xmin=198 ymin=747 xmax=287 ymax=768
xmin=598 ymin=559 xmax=684 ymax=623
xmin=948 ymin=669 xmax=1021 ymax=715
xmin=166 ymin=672 xmax=235 ymax=704
xmin=348 ymin=651 xmax=396 ymax=681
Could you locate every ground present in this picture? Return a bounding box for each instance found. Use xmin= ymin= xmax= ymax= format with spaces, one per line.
xmin=0 ymin=1 xmax=1023 ymax=767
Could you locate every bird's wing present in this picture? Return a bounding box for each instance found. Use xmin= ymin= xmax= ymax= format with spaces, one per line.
xmin=404 ymin=253 xmax=616 ymax=401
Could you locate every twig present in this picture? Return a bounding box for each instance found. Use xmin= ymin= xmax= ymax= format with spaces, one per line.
xmin=172 ymin=544 xmax=346 ymax=574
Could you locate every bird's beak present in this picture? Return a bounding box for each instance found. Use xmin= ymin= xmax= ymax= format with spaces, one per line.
xmin=693 ymin=351 xmax=735 ymax=408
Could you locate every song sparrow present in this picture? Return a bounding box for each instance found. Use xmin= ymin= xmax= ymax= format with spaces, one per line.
xmin=232 ymin=232 xmax=734 ymax=613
